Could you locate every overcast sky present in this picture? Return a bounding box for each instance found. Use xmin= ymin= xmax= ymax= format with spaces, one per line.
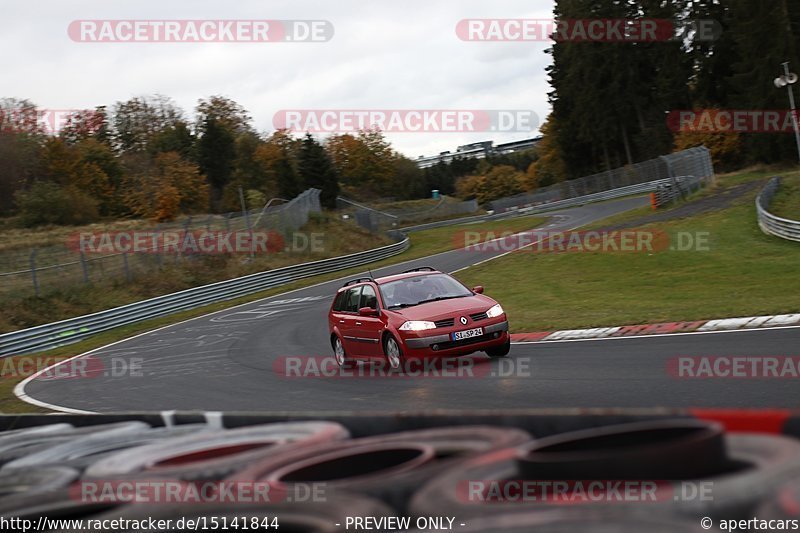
xmin=2 ymin=0 xmax=554 ymax=158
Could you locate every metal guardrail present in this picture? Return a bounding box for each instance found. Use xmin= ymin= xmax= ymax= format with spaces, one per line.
xmin=512 ymin=178 xmax=675 ymax=215
xmin=757 ymin=177 xmax=800 ymax=242
xmin=651 ymin=176 xmax=705 ymax=208
xmin=0 ymin=238 xmax=410 ymax=357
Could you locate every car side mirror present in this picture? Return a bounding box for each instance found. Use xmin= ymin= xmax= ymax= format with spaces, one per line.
xmin=358 ymin=307 xmax=379 ymax=317
xmin=472 ymin=286 xmax=484 ymax=294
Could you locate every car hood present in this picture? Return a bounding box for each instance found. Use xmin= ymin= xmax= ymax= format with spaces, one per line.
xmin=387 ymin=294 xmax=497 ymax=321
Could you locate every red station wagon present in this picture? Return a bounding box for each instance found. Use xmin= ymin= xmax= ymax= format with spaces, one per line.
xmin=328 ymin=267 xmax=510 ymax=370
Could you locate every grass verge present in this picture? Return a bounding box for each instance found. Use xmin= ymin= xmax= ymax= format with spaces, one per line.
xmin=454 ymin=169 xmax=800 ymax=333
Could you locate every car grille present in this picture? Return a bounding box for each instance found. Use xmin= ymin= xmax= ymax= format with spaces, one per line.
xmin=469 ymin=311 xmax=488 ymax=321
xmin=434 ymin=318 xmax=455 ymax=328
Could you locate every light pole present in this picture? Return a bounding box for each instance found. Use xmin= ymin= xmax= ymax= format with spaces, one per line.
xmin=774 ymin=61 xmax=800 ymax=164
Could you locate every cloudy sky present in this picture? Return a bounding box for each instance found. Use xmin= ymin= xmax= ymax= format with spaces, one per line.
xmin=2 ymin=0 xmax=554 ymax=158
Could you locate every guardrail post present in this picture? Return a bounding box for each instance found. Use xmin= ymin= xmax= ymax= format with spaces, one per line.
xmin=29 ymin=249 xmax=40 ymax=297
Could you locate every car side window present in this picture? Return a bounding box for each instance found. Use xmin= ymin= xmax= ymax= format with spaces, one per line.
xmin=360 ymin=285 xmax=378 ymax=310
xmin=343 ymin=287 xmax=362 ymax=313
xmin=332 ymin=291 xmax=347 ymax=312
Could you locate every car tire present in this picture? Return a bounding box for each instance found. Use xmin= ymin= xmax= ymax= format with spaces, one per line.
xmin=383 ymin=334 xmax=405 ymax=371
xmin=409 ymin=420 xmax=800 ymax=521
xmin=486 ymin=338 xmax=511 ymax=358
xmin=229 ymin=425 xmax=532 ymax=513
xmin=332 ymin=335 xmax=348 ymax=368
xmin=83 ymin=421 xmax=350 ymax=482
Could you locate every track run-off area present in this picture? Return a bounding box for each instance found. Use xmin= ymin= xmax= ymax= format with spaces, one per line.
xmin=17 ymin=196 xmax=800 ymax=413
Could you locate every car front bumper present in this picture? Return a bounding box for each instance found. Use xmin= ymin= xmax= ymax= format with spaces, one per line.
xmin=402 ymin=320 xmax=509 ymax=353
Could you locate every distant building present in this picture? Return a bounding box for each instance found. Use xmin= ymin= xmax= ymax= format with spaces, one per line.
xmin=415 ymin=137 xmax=541 ymax=169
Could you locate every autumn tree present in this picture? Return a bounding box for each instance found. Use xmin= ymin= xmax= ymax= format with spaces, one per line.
xmin=124 ymin=152 xmax=209 ymax=221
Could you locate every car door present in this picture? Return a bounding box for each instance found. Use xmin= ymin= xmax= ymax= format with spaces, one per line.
xmin=351 ymin=284 xmax=383 ymax=357
xmin=335 ymin=286 xmax=362 ymax=355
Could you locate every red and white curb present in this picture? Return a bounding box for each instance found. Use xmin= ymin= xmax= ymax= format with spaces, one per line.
xmin=511 ymin=313 xmax=800 ymax=343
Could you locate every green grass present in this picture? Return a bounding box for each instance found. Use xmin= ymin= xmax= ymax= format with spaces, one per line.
xmin=454 ymin=172 xmax=800 ymax=333
xmin=0 ymin=213 xmax=548 ymax=413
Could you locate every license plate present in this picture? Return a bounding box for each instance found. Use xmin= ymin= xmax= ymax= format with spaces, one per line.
xmin=452 ymin=327 xmax=483 ymax=341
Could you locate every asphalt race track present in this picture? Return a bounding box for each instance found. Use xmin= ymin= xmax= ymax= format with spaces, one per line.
xmin=20 ymin=196 xmax=800 ymax=413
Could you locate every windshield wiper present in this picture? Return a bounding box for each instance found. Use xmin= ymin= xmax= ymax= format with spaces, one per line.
xmin=388 ymin=303 xmax=418 ymax=309
xmin=414 ymin=295 xmax=469 ymax=306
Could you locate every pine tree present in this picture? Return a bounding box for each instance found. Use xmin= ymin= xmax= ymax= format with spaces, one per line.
xmin=298 ymin=133 xmax=339 ymax=208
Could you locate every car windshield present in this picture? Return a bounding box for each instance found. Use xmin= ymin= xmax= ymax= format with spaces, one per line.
xmin=380 ymin=274 xmax=473 ymax=309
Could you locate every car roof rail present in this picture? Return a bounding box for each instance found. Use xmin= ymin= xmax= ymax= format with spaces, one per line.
xmin=402 ymin=266 xmax=438 ymax=274
xmin=342 ymin=277 xmax=375 ymax=288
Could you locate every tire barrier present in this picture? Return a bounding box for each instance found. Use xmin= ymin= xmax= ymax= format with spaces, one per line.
xmin=409 ymin=419 xmax=800 ymax=521
xmin=230 ymin=426 xmax=532 ymax=512
xmin=0 ymin=422 xmax=150 ymax=467
xmin=1 ymin=424 xmax=209 ymax=472
xmin=0 ymin=413 xmax=798 ymax=531
xmin=0 ymin=467 xmax=79 ymax=498
xmin=84 ymin=422 xmax=350 ymax=482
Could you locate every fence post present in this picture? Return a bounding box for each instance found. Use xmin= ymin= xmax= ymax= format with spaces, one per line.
xmin=122 ymin=252 xmax=132 ymax=282
xmin=239 ymin=186 xmax=255 ymax=258
xmin=29 ymin=249 xmax=40 ymax=297
xmin=79 ymin=251 xmax=89 ymax=283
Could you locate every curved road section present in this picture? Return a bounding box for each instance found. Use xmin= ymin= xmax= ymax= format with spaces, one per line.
xmin=19 ymin=196 xmax=799 ymax=413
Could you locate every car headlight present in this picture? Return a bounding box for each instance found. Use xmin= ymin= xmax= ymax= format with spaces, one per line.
xmin=486 ymin=304 xmax=504 ymax=318
xmin=399 ymin=320 xmax=437 ymax=331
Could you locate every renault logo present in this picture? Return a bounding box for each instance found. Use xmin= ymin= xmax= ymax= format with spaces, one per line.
xmin=460 ymin=316 xmax=468 ymax=325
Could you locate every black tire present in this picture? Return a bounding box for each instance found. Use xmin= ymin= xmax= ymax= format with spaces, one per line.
xmin=409 ymin=420 xmax=800 ymax=521
xmin=84 ymin=422 xmax=350 ymax=482
xmin=332 ymin=334 xmax=348 ymax=368
xmin=230 ymin=426 xmax=532 ymax=513
xmin=383 ymin=333 xmax=406 ymax=372
xmin=486 ymin=338 xmax=511 ymax=358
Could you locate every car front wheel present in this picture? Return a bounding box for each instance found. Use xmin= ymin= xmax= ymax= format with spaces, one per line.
xmin=384 ymin=335 xmax=404 ymax=371
xmin=333 ymin=336 xmax=348 ymax=367
xmin=486 ymin=338 xmax=511 ymax=358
